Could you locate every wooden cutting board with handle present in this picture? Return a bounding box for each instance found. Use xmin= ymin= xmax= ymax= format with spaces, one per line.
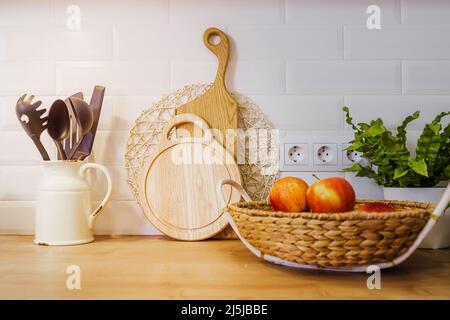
xmin=176 ymin=27 xmax=238 ymax=154
xmin=139 ymin=113 xmax=242 ymax=241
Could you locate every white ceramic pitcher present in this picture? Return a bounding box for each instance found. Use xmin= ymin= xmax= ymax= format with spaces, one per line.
xmin=35 ymin=161 xmax=112 ymax=246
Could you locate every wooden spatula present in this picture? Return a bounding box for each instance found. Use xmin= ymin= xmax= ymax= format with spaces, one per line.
xmin=71 ymin=86 xmax=105 ymax=160
xmin=176 ymin=27 xmax=238 ymax=156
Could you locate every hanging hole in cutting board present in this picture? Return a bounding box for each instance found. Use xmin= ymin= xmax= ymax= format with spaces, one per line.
xmin=208 ymin=33 xmax=221 ymax=46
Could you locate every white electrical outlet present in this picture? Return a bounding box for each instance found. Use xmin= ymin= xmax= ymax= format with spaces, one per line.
xmin=313 ymin=143 xmax=338 ymax=165
xmin=279 ymin=131 xmax=357 ymax=172
xmin=342 ymin=143 xmax=365 ymax=165
xmin=284 ymin=143 xmax=308 ymax=165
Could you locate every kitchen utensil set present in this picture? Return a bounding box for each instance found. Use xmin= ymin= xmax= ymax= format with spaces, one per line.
xmin=15 ymin=86 xmax=105 ymax=161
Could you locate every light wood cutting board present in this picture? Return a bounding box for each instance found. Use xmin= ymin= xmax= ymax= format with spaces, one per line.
xmin=139 ymin=114 xmax=242 ymax=241
xmin=176 ymin=27 xmax=238 ymax=155
xmin=176 ymin=27 xmax=239 ymax=240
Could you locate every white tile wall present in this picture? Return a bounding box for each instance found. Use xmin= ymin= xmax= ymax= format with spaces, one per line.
xmin=169 ymin=0 xmax=285 ymax=25
xmin=228 ymin=26 xmax=343 ymax=59
xmin=0 ymin=27 xmax=113 ymax=61
xmin=344 ymin=96 xmax=450 ymax=129
xmin=401 ymin=0 xmax=450 ymax=25
xmin=0 ymin=0 xmax=449 ymax=235
xmin=286 ymin=0 xmax=401 ymax=25
xmin=403 ymin=61 xmax=450 ymax=94
xmin=53 ymin=0 xmax=169 ymax=26
xmin=345 ymin=26 xmax=450 ymax=59
xmin=286 ymin=60 xmax=401 ymax=94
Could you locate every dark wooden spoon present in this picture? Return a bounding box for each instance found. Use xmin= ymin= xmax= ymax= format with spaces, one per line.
xmin=68 ymin=97 xmax=94 ymax=160
xmin=47 ymin=99 xmax=70 ymax=160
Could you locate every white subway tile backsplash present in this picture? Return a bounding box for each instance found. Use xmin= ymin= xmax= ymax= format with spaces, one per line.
xmin=56 ymin=61 xmax=170 ymax=95
xmin=170 ymin=60 xmax=285 ymax=94
xmin=170 ymin=0 xmax=284 ymax=25
xmin=402 ymin=0 xmax=450 ymax=25
xmin=0 ymin=62 xmax=55 ymax=95
xmin=0 ymin=0 xmax=52 ymax=26
xmin=286 ymin=0 xmax=401 ymax=25
xmin=0 ymin=201 xmax=161 ymax=235
xmin=250 ymin=95 xmax=344 ymax=130
xmin=345 ymin=26 xmax=450 ymax=59
xmin=0 ymin=166 xmax=42 ymax=200
xmin=0 ymin=28 xmax=53 ymax=61
xmin=52 ymin=28 xmax=114 ymax=61
xmin=91 ymin=131 xmax=128 ymax=165
xmin=53 ymin=0 xmax=169 ymax=26
xmin=344 ymin=95 xmax=450 ymax=130
xmin=403 ymin=61 xmax=450 ymax=94
xmin=227 ymin=61 xmax=285 ymax=94
xmin=0 ymin=27 xmax=113 ymax=61
xmin=112 ymin=96 xmax=163 ymax=130
xmin=0 ymin=202 xmax=35 ymax=234
xmin=94 ymin=201 xmax=161 ymax=235
xmin=228 ymin=26 xmax=342 ymax=59
xmin=170 ymin=61 xmax=216 ymax=89
xmin=286 ymin=61 xmax=401 ymax=94
xmin=114 ymin=25 xmax=226 ymax=61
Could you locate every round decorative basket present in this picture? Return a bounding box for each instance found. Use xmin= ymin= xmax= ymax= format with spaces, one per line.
xmin=217 ymin=179 xmax=450 ymax=272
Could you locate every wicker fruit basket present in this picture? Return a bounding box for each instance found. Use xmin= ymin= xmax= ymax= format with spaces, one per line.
xmin=217 ymin=179 xmax=450 ymax=272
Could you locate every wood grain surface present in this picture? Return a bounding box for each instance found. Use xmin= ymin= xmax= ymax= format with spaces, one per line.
xmin=0 ymin=235 xmax=449 ymax=299
xmin=175 ymin=27 xmax=239 ymax=240
xmin=175 ymin=27 xmax=238 ymax=154
xmin=139 ymin=114 xmax=241 ymax=241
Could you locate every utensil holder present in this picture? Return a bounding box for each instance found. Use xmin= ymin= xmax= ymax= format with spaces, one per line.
xmin=35 ymin=160 xmax=112 ymax=246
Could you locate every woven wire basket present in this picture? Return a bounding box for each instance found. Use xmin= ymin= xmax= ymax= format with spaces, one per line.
xmin=217 ymin=179 xmax=450 ymax=272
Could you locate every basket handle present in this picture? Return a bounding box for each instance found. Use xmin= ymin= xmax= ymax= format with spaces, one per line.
xmin=216 ymin=179 xmax=265 ymax=258
xmin=216 ymin=179 xmax=252 ymax=212
xmin=413 ymin=181 xmax=450 ymax=243
xmin=389 ymin=181 xmax=450 ymax=268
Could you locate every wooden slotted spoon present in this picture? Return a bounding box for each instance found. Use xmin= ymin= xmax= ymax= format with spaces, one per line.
xmin=15 ymin=94 xmax=50 ymax=160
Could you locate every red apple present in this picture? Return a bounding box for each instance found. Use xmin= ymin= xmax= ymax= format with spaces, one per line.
xmin=269 ymin=177 xmax=309 ymax=212
xmin=358 ymin=202 xmax=394 ymax=212
xmin=306 ymin=177 xmax=355 ymax=213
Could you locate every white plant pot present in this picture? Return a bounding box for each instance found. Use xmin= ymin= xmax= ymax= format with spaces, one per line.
xmin=383 ymin=187 xmax=449 ymax=249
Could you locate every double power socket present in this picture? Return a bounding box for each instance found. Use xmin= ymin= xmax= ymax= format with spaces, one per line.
xmin=279 ymin=132 xmax=366 ymax=172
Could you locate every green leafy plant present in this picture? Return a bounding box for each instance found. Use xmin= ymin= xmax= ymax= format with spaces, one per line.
xmin=343 ymin=106 xmax=450 ymax=187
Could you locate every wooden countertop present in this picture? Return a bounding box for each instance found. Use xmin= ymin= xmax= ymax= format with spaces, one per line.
xmin=0 ymin=235 xmax=449 ymax=299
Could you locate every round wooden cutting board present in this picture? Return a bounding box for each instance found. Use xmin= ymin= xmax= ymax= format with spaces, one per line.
xmin=139 ymin=114 xmax=242 ymax=240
